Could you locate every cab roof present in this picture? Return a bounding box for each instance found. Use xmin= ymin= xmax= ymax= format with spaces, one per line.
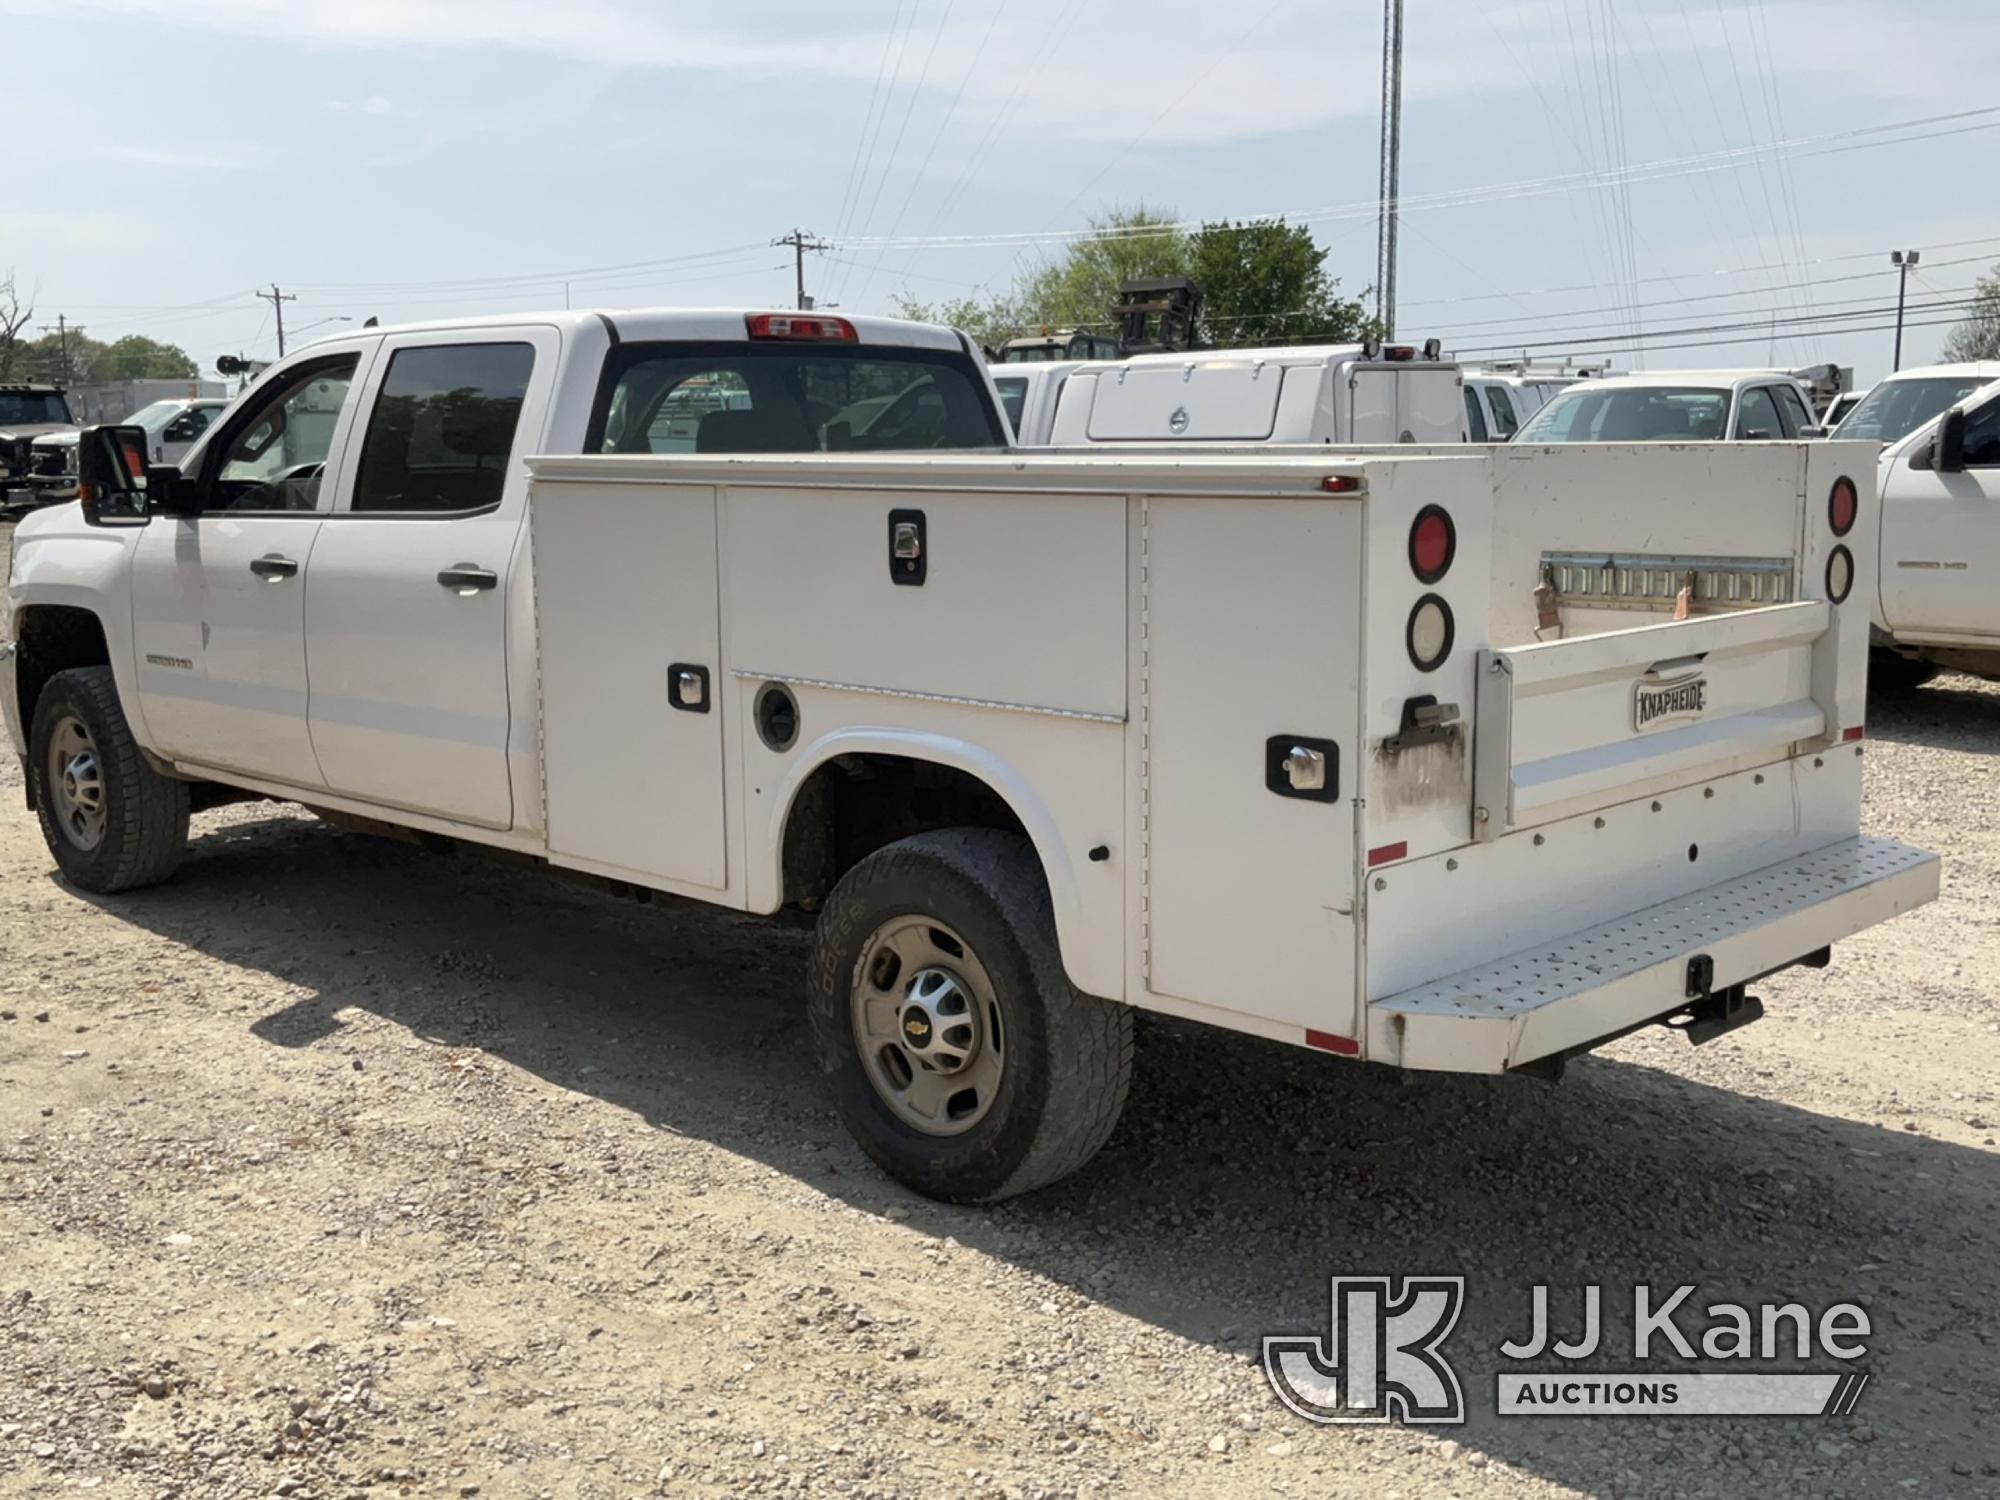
xmin=1873 ymin=360 xmax=2000 ymax=383
xmin=297 ymin=306 xmax=968 ymax=353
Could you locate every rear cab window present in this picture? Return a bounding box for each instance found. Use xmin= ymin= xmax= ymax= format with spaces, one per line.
xmin=352 ymin=343 xmax=536 ymax=513
xmin=591 ymin=342 xmax=1007 ymax=454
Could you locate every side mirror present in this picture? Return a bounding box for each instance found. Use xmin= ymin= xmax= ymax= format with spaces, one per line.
xmin=1935 ymin=408 xmax=1967 ymax=473
xmin=76 ymin=425 xmax=150 ymax=527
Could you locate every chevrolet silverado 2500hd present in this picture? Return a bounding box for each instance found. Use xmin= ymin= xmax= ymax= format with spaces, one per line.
xmin=2 ymin=307 xmax=1937 ymax=1202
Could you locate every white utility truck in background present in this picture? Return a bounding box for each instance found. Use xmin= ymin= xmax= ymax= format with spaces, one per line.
xmin=1043 ymin=341 xmax=1467 ymax=446
xmin=3 ymin=307 xmax=1938 ymax=1202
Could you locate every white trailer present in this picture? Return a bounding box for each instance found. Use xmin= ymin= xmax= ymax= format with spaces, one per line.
xmin=6 ymin=310 xmax=1938 ymax=1203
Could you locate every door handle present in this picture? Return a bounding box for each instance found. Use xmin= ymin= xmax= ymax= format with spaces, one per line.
xmin=249 ymin=554 xmax=298 ymax=580
xmin=437 ymin=565 xmax=498 ymax=593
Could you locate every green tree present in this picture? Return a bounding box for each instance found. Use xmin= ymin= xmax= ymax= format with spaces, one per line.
xmin=1013 ymin=205 xmax=1190 ymax=331
xmin=1187 ymin=218 xmax=1377 ymax=348
xmin=98 ymin=334 xmax=198 ymax=379
xmin=889 ymin=292 xmax=1027 ymax=353
xmin=18 ymin=330 xmax=109 ymax=384
xmin=884 ymin=208 xmax=1373 ymax=352
xmin=1940 ymin=263 xmax=2000 ymax=362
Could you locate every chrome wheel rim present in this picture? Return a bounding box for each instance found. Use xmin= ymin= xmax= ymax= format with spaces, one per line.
xmin=47 ymin=714 xmax=106 ymax=852
xmin=850 ymin=916 xmax=1005 ymax=1136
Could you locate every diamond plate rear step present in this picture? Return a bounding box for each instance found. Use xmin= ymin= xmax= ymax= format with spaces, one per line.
xmin=1367 ymin=836 xmax=1938 ymax=1073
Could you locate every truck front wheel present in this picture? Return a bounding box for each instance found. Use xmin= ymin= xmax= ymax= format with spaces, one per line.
xmin=808 ymin=829 xmax=1133 ymax=1202
xmin=29 ymin=666 xmax=189 ymax=893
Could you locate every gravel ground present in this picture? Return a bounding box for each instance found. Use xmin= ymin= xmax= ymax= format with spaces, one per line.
xmin=1 ymin=518 xmax=1996 ymax=1499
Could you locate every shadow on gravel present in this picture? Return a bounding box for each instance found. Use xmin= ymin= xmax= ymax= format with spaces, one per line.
xmin=1866 ymin=674 xmax=2000 ymax=755
xmin=73 ymin=808 xmax=2000 ymax=1493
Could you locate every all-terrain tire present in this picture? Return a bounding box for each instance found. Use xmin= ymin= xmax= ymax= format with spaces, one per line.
xmin=29 ymin=666 xmax=189 ymax=893
xmin=808 ymin=828 xmax=1133 ymax=1202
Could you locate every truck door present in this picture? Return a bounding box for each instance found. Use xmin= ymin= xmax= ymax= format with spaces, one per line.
xmin=1880 ymin=393 xmax=2000 ymax=637
xmin=303 ymin=327 xmax=559 ymax=830
xmin=129 ymin=348 xmax=374 ymax=787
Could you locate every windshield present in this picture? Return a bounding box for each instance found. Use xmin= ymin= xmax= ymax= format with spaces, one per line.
xmin=0 ymin=391 xmax=73 ymax=426
xmin=1515 ymin=386 xmax=1729 ymax=442
xmin=127 ymin=401 xmax=186 ymax=434
xmin=1833 ymin=376 xmax=1993 ymax=444
xmin=594 ymin=341 xmax=1007 ymax=453
xmin=994 ymin=376 xmax=1028 ymax=435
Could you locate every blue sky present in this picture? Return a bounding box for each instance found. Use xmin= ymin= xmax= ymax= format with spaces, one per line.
xmin=6 ymin=0 xmax=1999 ymax=385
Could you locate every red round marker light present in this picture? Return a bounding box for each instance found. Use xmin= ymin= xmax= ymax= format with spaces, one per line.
xmin=1409 ymin=505 xmax=1456 ymax=584
xmin=1829 ymin=476 xmax=1858 ymax=537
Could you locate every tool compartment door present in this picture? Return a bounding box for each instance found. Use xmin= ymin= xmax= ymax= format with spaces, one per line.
xmin=1143 ymin=494 xmax=1363 ymax=1034
xmin=532 ymin=480 xmax=728 ymax=890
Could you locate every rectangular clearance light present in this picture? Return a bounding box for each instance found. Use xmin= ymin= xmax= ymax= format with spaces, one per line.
xmin=1368 ymin=841 xmax=1408 ymax=867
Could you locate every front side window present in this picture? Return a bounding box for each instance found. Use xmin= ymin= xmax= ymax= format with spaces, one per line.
xmin=1463 ymin=387 xmax=1489 ymax=441
xmin=594 ymin=342 xmax=1006 ymax=454
xmin=210 ymin=357 xmax=359 ymax=512
xmin=351 ymin=343 xmax=535 ymax=513
xmin=1487 ymin=384 xmax=1520 ymax=437
xmin=1515 ymin=387 xmax=1729 ymax=443
xmin=1958 ymin=398 xmax=2000 ymax=467
xmin=1734 ymin=386 xmax=1783 ymax=440
xmin=1773 ymin=383 xmax=1814 ymax=436
xmin=1835 ymin=376 xmax=1994 ymax=444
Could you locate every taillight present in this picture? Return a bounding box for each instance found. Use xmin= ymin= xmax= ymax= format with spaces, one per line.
xmin=1829 ymin=475 xmax=1857 ymax=536
xmin=1826 ymin=545 xmax=1854 ymax=604
xmin=1407 ymin=594 xmax=1455 ymax=672
xmin=745 ymin=312 xmax=858 ymax=342
xmin=1409 ymin=505 xmax=1456 ymax=584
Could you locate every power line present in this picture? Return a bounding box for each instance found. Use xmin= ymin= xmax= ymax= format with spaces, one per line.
xmin=835 ymin=105 xmax=2000 ymax=252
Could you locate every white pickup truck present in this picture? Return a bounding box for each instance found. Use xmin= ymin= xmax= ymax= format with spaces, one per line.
xmin=1849 ymin=365 xmax=2000 ymax=686
xmin=3 ymin=308 xmax=1938 ymax=1202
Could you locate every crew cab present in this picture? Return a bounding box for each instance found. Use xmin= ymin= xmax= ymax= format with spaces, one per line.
xmin=3 ymin=308 xmax=1937 ymax=1202
xmin=1858 ymin=370 xmax=2000 ymax=686
xmin=1042 ymin=341 xmax=1466 ymax=447
xmin=1514 ymin=370 xmax=1822 ymax=444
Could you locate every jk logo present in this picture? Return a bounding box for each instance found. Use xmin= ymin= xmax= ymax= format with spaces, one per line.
xmin=1263 ymin=1276 xmax=1466 ymax=1425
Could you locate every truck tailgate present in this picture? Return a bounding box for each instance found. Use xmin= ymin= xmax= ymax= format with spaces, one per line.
xmin=1369 ymin=836 xmax=1938 ymax=1072
xmin=1473 ymin=599 xmax=1834 ymax=836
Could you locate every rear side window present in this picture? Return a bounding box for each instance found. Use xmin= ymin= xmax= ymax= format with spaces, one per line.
xmin=1463 ymin=387 xmax=1488 ymax=441
xmin=352 ymin=343 xmax=535 ymax=514
xmin=592 ymin=341 xmax=1006 ymax=454
xmin=994 ymin=376 xmax=1029 ymax=435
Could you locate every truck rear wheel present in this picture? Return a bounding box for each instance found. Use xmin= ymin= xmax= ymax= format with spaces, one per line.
xmin=29 ymin=666 xmax=189 ymax=893
xmin=808 ymin=829 xmax=1133 ymax=1202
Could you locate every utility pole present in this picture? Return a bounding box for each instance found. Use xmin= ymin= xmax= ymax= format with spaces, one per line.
xmin=256 ymin=283 xmax=297 ymax=357
xmin=1889 ymin=250 xmax=1920 ymax=372
xmin=772 ymin=229 xmax=831 ymax=310
xmin=37 ymin=314 xmax=83 ymax=382
xmin=1374 ymin=0 xmax=1405 ymax=340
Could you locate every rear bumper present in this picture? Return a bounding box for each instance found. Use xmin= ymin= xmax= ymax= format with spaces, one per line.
xmin=1368 ymin=836 xmax=1939 ymax=1073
